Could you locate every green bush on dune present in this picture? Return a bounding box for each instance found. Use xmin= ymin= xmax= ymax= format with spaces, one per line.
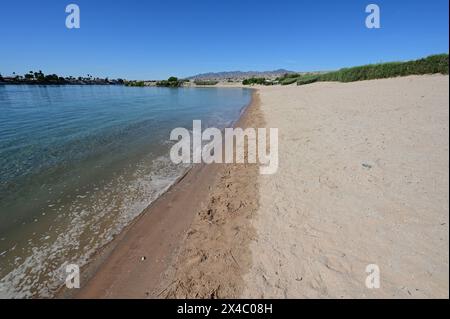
xmin=297 ymin=54 xmax=449 ymax=86
xmin=280 ymin=77 xmax=298 ymax=85
xmin=277 ymin=72 xmax=323 ymax=85
xmin=275 ymin=73 xmax=300 ymax=85
xmin=296 ymin=74 xmax=320 ymax=86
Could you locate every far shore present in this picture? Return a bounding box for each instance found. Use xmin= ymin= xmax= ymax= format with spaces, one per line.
xmin=63 ymin=74 xmax=448 ymax=299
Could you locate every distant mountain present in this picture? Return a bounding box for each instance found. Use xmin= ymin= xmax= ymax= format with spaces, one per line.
xmin=186 ymin=69 xmax=297 ymax=80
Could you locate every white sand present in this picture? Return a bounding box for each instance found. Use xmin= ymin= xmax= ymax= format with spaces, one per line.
xmin=243 ymin=75 xmax=449 ymax=298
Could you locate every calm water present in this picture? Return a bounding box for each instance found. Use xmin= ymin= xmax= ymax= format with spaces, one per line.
xmin=0 ymin=85 xmax=251 ymax=298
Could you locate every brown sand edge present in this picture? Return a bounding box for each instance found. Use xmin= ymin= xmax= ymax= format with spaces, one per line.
xmin=157 ymin=91 xmax=265 ymax=298
xmin=56 ymin=88 xmax=261 ymax=298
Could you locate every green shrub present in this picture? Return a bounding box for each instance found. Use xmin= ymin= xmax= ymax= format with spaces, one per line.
xmin=194 ymin=80 xmax=219 ymax=85
xmin=275 ymin=73 xmax=300 ymax=83
xmin=284 ymin=73 xmax=300 ymax=79
xmin=156 ymin=77 xmax=183 ymax=87
xmin=126 ymin=81 xmax=145 ymax=87
xmin=280 ymin=77 xmax=298 ymax=85
xmin=317 ymin=54 xmax=448 ymax=83
xmin=242 ymin=77 xmax=267 ymax=85
xmin=297 ymin=74 xmax=319 ymax=86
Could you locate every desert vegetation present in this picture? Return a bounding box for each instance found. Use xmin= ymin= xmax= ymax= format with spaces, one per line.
xmin=297 ymin=54 xmax=449 ymax=85
xmin=194 ymin=80 xmax=219 ymax=86
xmin=156 ymin=76 xmax=184 ymax=87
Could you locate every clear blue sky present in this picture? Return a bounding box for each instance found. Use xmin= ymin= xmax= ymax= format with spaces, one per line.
xmin=1 ymin=0 xmax=448 ymax=79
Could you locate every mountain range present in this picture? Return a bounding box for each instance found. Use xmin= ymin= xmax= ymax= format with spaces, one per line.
xmin=186 ymin=69 xmax=297 ymax=80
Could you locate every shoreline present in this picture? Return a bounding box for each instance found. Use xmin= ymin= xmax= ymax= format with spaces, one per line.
xmin=157 ymin=91 xmax=264 ymax=298
xmin=59 ymin=88 xmax=259 ymax=298
xmin=60 ymin=75 xmax=448 ymax=299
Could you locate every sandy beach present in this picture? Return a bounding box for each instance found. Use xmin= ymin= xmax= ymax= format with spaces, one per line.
xmin=243 ymin=75 xmax=449 ymax=298
xmin=74 ymin=75 xmax=449 ymax=299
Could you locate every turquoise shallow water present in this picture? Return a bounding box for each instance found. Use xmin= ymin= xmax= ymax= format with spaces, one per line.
xmin=0 ymin=84 xmax=251 ymax=297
